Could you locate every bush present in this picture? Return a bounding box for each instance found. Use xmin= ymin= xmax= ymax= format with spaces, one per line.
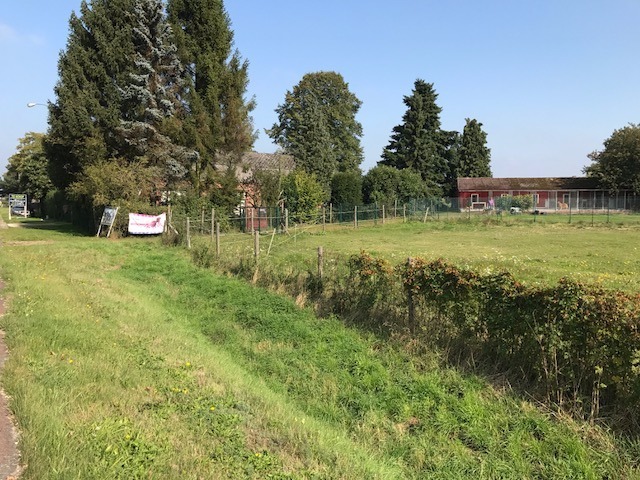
xmin=495 ymin=194 xmax=534 ymax=211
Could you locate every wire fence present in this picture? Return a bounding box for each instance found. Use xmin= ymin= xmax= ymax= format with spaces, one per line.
xmin=167 ymin=194 xmax=640 ymax=248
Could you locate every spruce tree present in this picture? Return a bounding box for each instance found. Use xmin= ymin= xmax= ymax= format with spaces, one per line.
xmin=167 ymin=0 xmax=255 ymax=196
xmin=116 ymin=0 xmax=193 ymax=191
xmin=458 ymin=118 xmax=492 ymax=178
xmin=47 ymin=0 xmax=136 ymax=189
xmin=380 ymin=79 xmax=448 ymax=196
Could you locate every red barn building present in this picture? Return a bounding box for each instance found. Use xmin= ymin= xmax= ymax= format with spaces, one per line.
xmin=457 ymin=177 xmax=637 ymax=212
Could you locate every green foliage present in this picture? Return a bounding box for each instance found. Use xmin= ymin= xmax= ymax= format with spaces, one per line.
xmin=330 ymin=171 xmax=363 ymax=207
xmin=458 ymin=118 xmax=492 ymax=178
xmin=494 ymin=194 xmax=534 ymax=211
xmin=116 ymin=0 xmax=193 ymax=190
xmin=267 ymin=71 xmax=363 ymax=187
xmin=362 ymin=165 xmax=427 ymax=205
xmin=242 ymin=167 xmax=284 ymax=207
xmin=380 ymin=79 xmax=449 ymax=196
xmin=47 ymin=0 xmax=137 ymax=189
xmin=168 ymin=0 xmax=255 ymax=195
xmin=209 ymin=168 xmax=242 ymax=214
xmin=585 ymin=123 xmax=640 ymax=194
xmin=282 ymin=170 xmax=326 ymax=223
xmin=341 ymin=252 xmax=640 ymax=426
xmin=67 ymin=160 xmax=153 ymax=210
xmin=4 ymin=132 xmax=52 ymax=203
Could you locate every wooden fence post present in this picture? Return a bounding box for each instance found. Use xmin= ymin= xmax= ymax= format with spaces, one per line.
xmin=321 ymin=206 xmax=326 ymax=232
xmin=382 ymin=205 xmax=386 ymax=225
xmin=186 ymin=217 xmax=191 ymax=249
xmin=215 ymin=222 xmax=220 ymax=256
xmin=254 ymin=230 xmax=259 ymax=261
xmin=330 ymin=203 xmax=333 ymax=224
xmin=354 ymin=206 xmax=358 ymax=228
xmin=318 ymin=246 xmax=324 ymax=279
xmin=285 ymin=208 xmax=289 ymax=233
xmin=211 ymin=208 xmax=216 ymax=242
xmin=406 ymin=257 xmax=415 ymax=334
xmin=403 ymin=204 xmax=406 ymax=223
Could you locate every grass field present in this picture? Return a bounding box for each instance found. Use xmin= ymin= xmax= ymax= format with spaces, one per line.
xmin=1 ymin=215 xmax=639 ymax=478
xmin=196 ymin=216 xmax=640 ymax=293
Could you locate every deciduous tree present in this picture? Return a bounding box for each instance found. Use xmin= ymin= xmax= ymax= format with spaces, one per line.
xmin=584 ymin=124 xmax=640 ymax=193
xmin=363 ymin=165 xmax=427 ymax=206
xmin=282 ymin=170 xmax=326 ymax=223
xmin=4 ymin=133 xmax=52 ymax=204
xmin=267 ymin=71 xmax=363 ymax=187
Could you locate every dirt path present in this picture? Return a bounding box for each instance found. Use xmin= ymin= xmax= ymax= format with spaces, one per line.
xmin=0 ymin=280 xmax=21 ymax=479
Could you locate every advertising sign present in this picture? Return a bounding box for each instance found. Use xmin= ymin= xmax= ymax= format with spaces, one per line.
xmin=96 ymin=206 xmax=118 ymax=237
xmin=128 ymin=213 xmax=166 ymax=235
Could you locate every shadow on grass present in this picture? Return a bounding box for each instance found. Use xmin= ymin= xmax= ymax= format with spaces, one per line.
xmin=12 ymin=219 xmax=91 ymax=237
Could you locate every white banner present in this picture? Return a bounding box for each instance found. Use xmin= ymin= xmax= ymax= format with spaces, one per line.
xmin=128 ymin=213 xmax=166 ymax=235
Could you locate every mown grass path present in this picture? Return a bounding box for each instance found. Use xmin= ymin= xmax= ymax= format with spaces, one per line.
xmin=0 ymin=221 xmax=637 ymax=478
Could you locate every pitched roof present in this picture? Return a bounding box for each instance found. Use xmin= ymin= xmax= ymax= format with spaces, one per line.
xmin=457 ymin=177 xmax=602 ymax=191
xmin=240 ymin=152 xmax=295 ymax=172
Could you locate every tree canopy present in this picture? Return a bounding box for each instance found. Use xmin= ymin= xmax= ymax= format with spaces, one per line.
xmin=362 ymin=165 xmax=427 ymax=206
xmin=380 ymin=79 xmax=448 ymax=196
xmin=168 ymin=0 xmax=256 ymax=195
xmin=267 ymin=71 xmax=363 ymax=187
xmin=458 ymin=118 xmax=492 ymax=178
xmin=43 ymin=0 xmax=255 ymax=222
xmin=584 ymin=124 xmax=640 ymax=194
xmin=380 ymin=81 xmax=493 ymax=198
xmin=2 ymin=133 xmax=52 ymax=202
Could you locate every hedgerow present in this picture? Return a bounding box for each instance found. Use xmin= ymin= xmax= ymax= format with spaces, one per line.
xmin=341 ymin=252 xmax=640 ymax=428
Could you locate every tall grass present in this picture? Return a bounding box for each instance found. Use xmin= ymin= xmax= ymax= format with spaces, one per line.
xmin=0 ymin=224 xmax=638 ymax=478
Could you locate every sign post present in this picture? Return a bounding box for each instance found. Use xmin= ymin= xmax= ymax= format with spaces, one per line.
xmin=8 ymin=193 xmax=28 ymax=219
xmin=96 ymin=206 xmax=118 ymax=237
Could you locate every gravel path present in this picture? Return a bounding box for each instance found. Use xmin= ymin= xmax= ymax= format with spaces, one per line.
xmin=0 ymin=280 xmax=21 ymax=480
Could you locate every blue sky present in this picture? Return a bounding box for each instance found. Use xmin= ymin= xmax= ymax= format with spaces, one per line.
xmin=1 ymin=1 xmax=639 ymax=178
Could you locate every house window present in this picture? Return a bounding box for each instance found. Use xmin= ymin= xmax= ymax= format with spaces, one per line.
xmin=563 ymin=193 xmax=570 ymax=204
xmin=470 ymin=194 xmax=479 ymax=203
xmin=532 ymin=194 xmax=539 ymax=206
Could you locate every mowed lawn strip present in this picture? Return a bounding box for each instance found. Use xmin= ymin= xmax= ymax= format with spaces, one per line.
xmin=0 ymin=225 xmax=635 ymax=478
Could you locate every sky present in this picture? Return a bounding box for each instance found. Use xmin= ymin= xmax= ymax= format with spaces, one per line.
xmin=1 ymin=0 xmax=639 ymax=178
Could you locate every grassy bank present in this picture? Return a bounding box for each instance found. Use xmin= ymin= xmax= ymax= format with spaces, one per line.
xmin=0 ymin=221 xmax=638 ymax=478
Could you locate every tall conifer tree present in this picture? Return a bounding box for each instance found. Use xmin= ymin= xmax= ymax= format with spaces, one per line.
xmin=380 ymin=79 xmax=448 ymax=196
xmin=117 ymin=0 xmax=193 ymax=190
xmin=458 ymin=118 xmax=492 ymax=178
xmin=167 ymin=0 xmax=255 ymax=195
xmin=47 ymin=0 xmax=136 ymax=189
